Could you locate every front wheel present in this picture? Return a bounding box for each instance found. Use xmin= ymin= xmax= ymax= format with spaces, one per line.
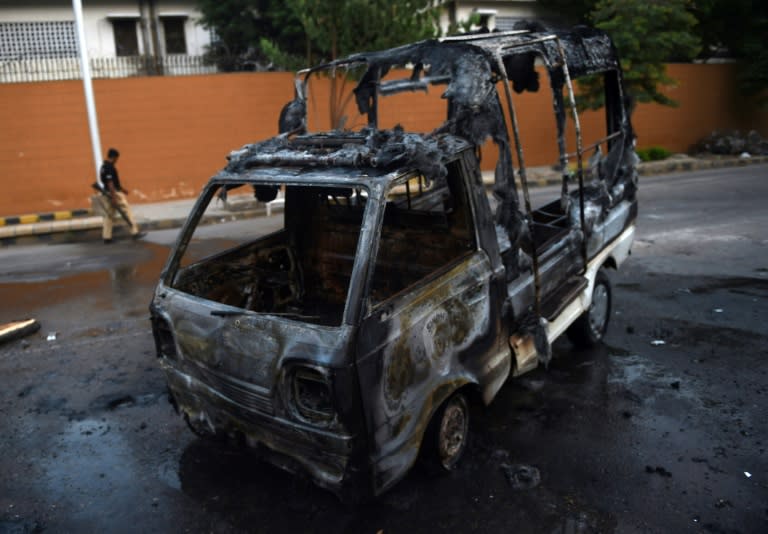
xmin=422 ymin=392 xmax=470 ymax=472
xmin=567 ymin=269 xmax=612 ymax=348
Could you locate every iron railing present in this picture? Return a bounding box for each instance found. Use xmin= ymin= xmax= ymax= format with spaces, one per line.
xmin=0 ymin=55 xmax=217 ymax=83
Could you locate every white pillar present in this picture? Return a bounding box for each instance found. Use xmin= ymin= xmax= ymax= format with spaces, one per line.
xmin=72 ymin=0 xmax=103 ymax=184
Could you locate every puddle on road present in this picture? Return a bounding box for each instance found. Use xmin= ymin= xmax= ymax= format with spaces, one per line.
xmin=0 ymin=242 xmax=169 ymax=326
xmin=688 ymin=276 xmax=768 ymax=298
xmin=39 ymin=418 xmax=137 ymax=507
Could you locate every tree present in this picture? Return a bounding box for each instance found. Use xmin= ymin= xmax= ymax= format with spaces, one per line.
xmin=197 ymin=0 xmax=440 ymax=125
xmin=693 ymin=0 xmax=768 ymax=107
xmin=583 ymin=0 xmax=701 ymax=110
xmin=542 ymin=0 xmax=767 ymax=108
xmin=264 ymin=0 xmax=440 ymax=126
xmin=195 ymin=0 xmax=306 ymax=71
xmin=537 ymin=0 xmax=596 ymax=25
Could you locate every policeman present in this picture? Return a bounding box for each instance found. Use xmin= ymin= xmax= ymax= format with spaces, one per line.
xmin=100 ymin=148 xmax=145 ymax=243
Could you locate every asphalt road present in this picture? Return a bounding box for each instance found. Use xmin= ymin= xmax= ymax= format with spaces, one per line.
xmin=1 ymin=165 xmax=767 ymax=533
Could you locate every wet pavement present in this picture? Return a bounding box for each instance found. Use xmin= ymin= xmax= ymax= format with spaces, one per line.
xmin=1 ymin=166 xmax=767 ymax=533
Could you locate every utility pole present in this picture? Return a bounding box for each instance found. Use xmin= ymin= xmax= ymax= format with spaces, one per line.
xmin=72 ymin=0 xmax=103 ymax=184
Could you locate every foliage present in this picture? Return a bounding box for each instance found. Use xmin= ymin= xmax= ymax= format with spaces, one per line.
xmin=636 ymin=146 xmax=672 ymax=161
xmin=445 ymin=13 xmax=482 ymax=36
xmin=197 ymin=0 xmax=441 ymax=125
xmin=536 ymin=0 xmax=596 ymax=25
xmin=266 ymin=0 xmax=440 ymax=127
xmin=579 ymin=0 xmax=701 ymax=110
xmin=693 ymin=0 xmax=768 ymax=107
xmin=543 ymin=0 xmax=766 ymax=108
xmin=195 ymin=0 xmax=306 ymax=71
xmin=281 ymin=0 xmax=439 ymax=64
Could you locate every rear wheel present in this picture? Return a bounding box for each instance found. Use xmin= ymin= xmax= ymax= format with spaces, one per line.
xmin=422 ymin=392 xmax=469 ymax=472
xmin=567 ymin=269 xmax=612 ymax=348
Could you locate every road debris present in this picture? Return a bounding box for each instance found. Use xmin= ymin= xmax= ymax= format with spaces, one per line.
xmin=645 ymin=465 xmax=672 ymax=477
xmin=501 ymin=463 xmax=541 ymax=490
xmin=650 ymin=340 xmax=666 ymax=346
xmin=0 ymin=319 xmax=40 ymax=345
xmin=46 ymin=332 xmax=57 ymax=342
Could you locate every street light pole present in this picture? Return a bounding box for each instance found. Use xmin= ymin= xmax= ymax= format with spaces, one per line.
xmin=72 ymin=0 xmax=103 ymax=185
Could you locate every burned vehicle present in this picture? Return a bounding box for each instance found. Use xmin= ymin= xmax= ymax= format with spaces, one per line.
xmin=150 ymin=25 xmax=638 ymax=500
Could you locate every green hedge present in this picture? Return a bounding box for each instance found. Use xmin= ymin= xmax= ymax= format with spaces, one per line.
xmin=636 ymin=146 xmax=672 ymax=162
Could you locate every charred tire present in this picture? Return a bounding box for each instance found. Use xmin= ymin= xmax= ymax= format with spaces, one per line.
xmin=422 ymin=392 xmax=470 ymax=473
xmin=567 ymin=269 xmax=612 ymax=348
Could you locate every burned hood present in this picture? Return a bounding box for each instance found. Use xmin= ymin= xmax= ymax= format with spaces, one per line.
xmin=158 ymin=289 xmax=356 ymax=388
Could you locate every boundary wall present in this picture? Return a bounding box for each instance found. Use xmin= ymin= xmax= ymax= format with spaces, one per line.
xmin=1 ymin=64 xmax=765 ymax=216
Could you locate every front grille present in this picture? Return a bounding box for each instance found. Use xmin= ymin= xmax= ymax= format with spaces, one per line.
xmin=194 ymin=364 xmax=275 ymax=415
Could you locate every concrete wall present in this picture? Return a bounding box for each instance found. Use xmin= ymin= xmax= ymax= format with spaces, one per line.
xmin=1 ymin=63 xmax=765 ymax=216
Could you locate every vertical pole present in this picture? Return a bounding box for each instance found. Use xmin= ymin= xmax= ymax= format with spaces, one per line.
xmin=72 ymin=0 xmax=103 ymax=184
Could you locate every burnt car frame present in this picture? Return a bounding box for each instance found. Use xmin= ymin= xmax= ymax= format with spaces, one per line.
xmin=151 ymin=25 xmax=638 ymax=500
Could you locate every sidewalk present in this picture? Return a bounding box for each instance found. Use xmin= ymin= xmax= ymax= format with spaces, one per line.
xmin=1 ymin=154 xmax=766 ymax=246
xmin=0 ymin=194 xmax=272 ymax=245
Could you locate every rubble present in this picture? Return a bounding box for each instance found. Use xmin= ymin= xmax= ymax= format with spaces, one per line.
xmin=0 ymin=319 xmax=40 ymax=345
xmin=693 ymin=130 xmax=768 ymax=156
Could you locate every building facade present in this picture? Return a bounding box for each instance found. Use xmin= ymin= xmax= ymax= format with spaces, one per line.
xmin=440 ymin=1 xmax=548 ymax=33
xmin=0 ymin=0 xmax=213 ymax=81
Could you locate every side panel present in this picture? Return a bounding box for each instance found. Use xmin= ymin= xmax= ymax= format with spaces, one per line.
xmin=355 ymin=252 xmax=507 ymax=493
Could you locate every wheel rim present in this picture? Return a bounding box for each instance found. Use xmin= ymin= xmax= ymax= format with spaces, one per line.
xmin=438 ymin=397 xmax=468 ymax=469
xmin=589 ymin=282 xmax=609 ymax=337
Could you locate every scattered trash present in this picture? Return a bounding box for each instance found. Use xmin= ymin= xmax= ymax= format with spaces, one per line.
xmin=46 ymin=332 xmax=57 ymax=342
xmin=650 ymin=340 xmax=666 ymax=346
xmin=106 ymin=394 xmax=136 ymax=411
xmin=501 ymin=463 xmax=541 ymax=490
xmin=739 ymin=152 xmax=751 ymax=159
xmin=0 ymin=319 xmax=40 ymax=345
xmin=645 ymin=465 xmax=672 ymax=477
xmin=744 ymin=471 xmax=752 ymax=478
xmin=713 ymin=308 xmax=724 ymax=313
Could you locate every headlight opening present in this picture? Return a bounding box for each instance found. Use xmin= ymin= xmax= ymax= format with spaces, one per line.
xmin=292 ymin=367 xmax=335 ymax=424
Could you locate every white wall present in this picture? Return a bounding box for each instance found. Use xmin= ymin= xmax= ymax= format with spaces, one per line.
xmin=439 ymin=0 xmax=542 ymax=34
xmin=0 ymin=0 xmax=209 ymax=57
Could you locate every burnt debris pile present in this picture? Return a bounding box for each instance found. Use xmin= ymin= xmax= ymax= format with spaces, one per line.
xmin=693 ymin=130 xmax=768 ymax=156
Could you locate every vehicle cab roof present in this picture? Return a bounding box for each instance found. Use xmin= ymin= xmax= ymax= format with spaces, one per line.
xmin=216 ymin=130 xmax=473 ymax=190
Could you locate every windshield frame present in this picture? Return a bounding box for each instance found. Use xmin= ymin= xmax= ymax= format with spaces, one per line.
xmin=160 ymin=176 xmax=384 ymax=327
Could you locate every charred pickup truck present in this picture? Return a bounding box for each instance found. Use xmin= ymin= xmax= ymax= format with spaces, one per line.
xmin=151 ymin=25 xmax=638 ymax=500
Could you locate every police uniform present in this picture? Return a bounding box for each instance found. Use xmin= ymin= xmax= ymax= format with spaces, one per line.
xmin=100 ymin=159 xmax=140 ymax=241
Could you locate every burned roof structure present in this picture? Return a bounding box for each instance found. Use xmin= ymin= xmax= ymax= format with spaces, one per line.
xmin=226 ymin=24 xmax=636 ymax=281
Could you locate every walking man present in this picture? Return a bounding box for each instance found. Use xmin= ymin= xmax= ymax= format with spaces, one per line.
xmin=100 ymin=148 xmax=145 ymax=243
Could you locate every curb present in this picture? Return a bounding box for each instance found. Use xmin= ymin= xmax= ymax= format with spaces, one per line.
xmin=0 ymin=208 xmax=91 ymax=227
xmin=1 ymin=156 xmax=766 ymax=247
xmin=0 ymin=205 xmax=279 ymax=246
xmin=637 ymin=155 xmax=768 ymax=176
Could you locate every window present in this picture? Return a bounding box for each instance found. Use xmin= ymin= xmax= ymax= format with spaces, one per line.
xmin=112 ymin=19 xmax=139 ymax=56
xmin=162 ymin=17 xmax=187 ymax=55
xmin=0 ymin=21 xmax=77 ymax=60
xmin=369 ymin=161 xmax=476 ymax=305
xmin=171 ymin=182 xmax=367 ymax=327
